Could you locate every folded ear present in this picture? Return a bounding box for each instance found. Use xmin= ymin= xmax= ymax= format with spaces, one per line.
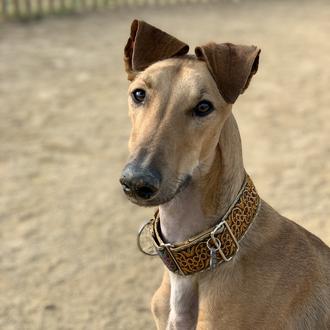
xmin=124 ymin=20 xmax=189 ymax=81
xmin=195 ymin=43 xmax=260 ymax=104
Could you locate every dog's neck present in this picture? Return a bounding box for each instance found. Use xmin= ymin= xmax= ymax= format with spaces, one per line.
xmin=159 ymin=113 xmax=246 ymax=243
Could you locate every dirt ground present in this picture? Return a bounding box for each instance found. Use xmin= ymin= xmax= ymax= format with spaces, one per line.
xmin=0 ymin=1 xmax=329 ymax=329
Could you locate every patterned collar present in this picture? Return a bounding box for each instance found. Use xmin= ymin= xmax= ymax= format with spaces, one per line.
xmin=137 ymin=175 xmax=260 ymax=276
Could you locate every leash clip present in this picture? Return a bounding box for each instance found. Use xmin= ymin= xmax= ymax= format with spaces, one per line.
xmin=207 ymin=237 xmax=221 ymax=271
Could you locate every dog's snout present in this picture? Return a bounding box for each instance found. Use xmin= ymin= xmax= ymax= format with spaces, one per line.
xmin=120 ymin=164 xmax=161 ymax=200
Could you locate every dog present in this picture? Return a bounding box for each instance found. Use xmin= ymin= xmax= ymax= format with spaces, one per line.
xmin=119 ymin=20 xmax=330 ymax=329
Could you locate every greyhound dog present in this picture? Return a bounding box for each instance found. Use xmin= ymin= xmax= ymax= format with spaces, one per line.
xmin=119 ymin=20 xmax=330 ymax=329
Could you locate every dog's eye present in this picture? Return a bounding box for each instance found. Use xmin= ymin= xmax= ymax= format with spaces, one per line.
xmin=132 ymin=89 xmax=146 ymax=104
xmin=193 ymin=100 xmax=214 ymax=117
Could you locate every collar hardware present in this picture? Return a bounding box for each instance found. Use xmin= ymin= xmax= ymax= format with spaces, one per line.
xmin=208 ymin=220 xmax=240 ymax=262
xmin=137 ymin=174 xmax=260 ymax=276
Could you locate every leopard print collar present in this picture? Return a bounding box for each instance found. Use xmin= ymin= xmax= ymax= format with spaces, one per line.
xmin=138 ymin=175 xmax=260 ymax=276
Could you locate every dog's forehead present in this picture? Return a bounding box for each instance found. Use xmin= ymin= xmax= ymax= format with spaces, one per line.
xmin=140 ymin=58 xmax=215 ymax=90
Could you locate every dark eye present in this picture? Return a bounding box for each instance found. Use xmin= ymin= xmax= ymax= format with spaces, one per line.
xmin=193 ymin=100 xmax=214 ymax=117
xmin=132 ymin=89 xmax=146 ymax=104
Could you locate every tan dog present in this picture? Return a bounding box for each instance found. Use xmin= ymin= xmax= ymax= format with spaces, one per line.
xmin=120 ymin=20 xmax=330 ymax=329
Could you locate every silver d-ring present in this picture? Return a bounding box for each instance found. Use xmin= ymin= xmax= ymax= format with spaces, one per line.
xmin=206 ymin=236 xmax=221 ymax=250
xmin=137 ymin=220 xmax=158 ymax=256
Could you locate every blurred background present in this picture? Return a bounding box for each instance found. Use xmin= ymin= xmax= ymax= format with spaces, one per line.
xmin=1 ymin=0 xmax=329 ymax=329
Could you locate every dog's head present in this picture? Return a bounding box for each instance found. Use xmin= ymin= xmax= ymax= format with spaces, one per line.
xmin=120 ymin=20 xmax=260 ymax=207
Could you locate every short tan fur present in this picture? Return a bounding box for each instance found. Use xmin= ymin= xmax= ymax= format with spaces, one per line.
xmin=121 ymin=20 xmax=330 ymax=330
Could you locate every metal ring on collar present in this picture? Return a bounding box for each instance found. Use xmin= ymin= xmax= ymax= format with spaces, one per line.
xmin=137 ymin=220 xmax=158 ymax=256
xmin=206 ymin=236 xmax=221 ymax=250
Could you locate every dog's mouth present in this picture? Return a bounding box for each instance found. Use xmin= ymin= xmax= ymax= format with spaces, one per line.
xmin=125 ymin=174 xmax=192 ymax=207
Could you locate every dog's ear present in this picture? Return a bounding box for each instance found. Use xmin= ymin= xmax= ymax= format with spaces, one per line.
xmin=195 ymin=43 xmax=260 ymax=104
xmin=124 ymin=19 xmax=189 ymax=81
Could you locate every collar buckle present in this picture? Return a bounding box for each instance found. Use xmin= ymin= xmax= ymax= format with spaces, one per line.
xmin=209 ymin=220 xmax=240 ymax=262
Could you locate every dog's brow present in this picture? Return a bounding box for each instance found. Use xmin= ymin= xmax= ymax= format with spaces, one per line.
xmin=141 ymin=77 xmax=153 ymax=89
xmin=199 ymin=88 xmax=208 ymax=98
xmin=193 ymin=88 xmax=209 ymax=103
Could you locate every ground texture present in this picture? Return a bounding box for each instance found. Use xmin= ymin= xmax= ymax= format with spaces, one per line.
xmin=1 ymin=1 xmax=330 ymax=329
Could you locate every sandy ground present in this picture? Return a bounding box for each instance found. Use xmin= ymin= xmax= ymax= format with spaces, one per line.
xmin=0 ymin=1 xmax=329 ymax=329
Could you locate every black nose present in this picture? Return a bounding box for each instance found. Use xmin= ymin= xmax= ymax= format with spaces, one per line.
xmin=120 ymin=164 xmax=161 ymax=200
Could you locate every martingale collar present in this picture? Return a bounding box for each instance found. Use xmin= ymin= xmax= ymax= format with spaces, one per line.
xmin=138 ymin=175 xmax=260 ymax=276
